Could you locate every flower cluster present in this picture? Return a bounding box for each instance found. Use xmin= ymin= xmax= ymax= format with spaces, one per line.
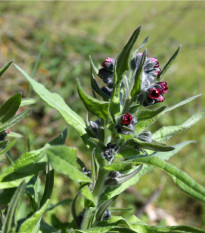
xmin=98 ymin=57 xmax=115 ymax=97
xmin=132 ymin=53 xmax=169 ymax=106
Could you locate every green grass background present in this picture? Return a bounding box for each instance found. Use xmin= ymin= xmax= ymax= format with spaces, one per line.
xmin=0 ymin=1 xmax=205 ymax=229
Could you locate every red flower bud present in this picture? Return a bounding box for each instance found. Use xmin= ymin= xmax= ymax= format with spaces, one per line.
xmin=158 ymin=81 xmax=168 ymax=94
xmin=122 ymin=113 xmax=133 ymax=125
xmin=148 ymin=88 xmax=161 ymax=99
xmin=151 ymin=57 xmax=159 ymax=68
xmin=157 ymin=95 xmax=165 ymax=102
xmin=102 ymin=57 xmax=113 ymax=68
xmin=156 ymin=68 xmax=161 ymax=76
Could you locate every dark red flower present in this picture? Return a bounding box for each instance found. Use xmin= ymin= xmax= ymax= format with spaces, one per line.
xmin=158 ymin=82 xmax=168 ymax=94
xmin=122 ymin=113 xmax=133 ymax=125
xmin=156 ymin=68 xmax=161 ymax=76
xmin=148 ymin=88 xmax=161 ymax=99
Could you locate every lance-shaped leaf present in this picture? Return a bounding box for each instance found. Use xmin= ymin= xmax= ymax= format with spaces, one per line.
xmin=0 ymin=139 xmax=16 ymax=157
xmin=158 ymin=45 xmax=181 ymax=79
xmin=115 ymin=26 xmax=141 ymax=85
xmin=132 ymin=156 xmax=205 ymax=202
xmin=2 ymin=181 xmax=26 ymax=233
xmin=136 ymin=105 xmax=167 ymax=121
xmin=48 ymin=128 xmax=67 ymax=146
xmin=96 ymin=196 xmax=118 ymax=222
xmin=101 ymin=141 xmax=193 ymax=200
xmin=131 ymin=50 xmax=147 ymax=99
xmin=40 ymin=165 xmax=54 ymax=207
xmin=18 ymin=199 xmax=50 ymax=233
xmin=135 ymin=94 xmax=201 ymax=133
xmin=0 ymin=60 xmax=13 ymax=77
xmin=0 ymin=108 xmax=31 ymax=133
xmin=0 ymin=93 xmax=21 ymax=126
xmin=14 ymin=64 xmax=86 ymax=136
xmin=0 ymin=148 xmax=46 ymax=189
xmin=77 ymin=80 xmax=109 ymax=119
xmin=132 ymin=36 xmax=149 ymax=58
xmin=47 ymin=145 xmax=91 ymax=183
xmin=152 ymin=110 xmax=205 ymax=142
xmin=80 ymin=185 xmax=96 ymax=207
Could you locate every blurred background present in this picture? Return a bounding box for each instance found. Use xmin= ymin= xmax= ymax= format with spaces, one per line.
xmin=0 ymin=1 xmax=205 ymax=229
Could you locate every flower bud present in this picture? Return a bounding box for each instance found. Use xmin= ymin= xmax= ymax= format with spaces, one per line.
xmin=0 ymin=130 xmax=10 ymax=141
xmin=102 ymin=57 xmax=115 ymax=72
xmin=138 ymin=130 xmax=152 ymax=143
xmin=82 ymin=167 xmax=92 ymax=177
xmin=101 ymin=143 xmax=119 ymax=162
xmin=102 ymin=209 xmax=111 ymax=221
xmin=157 ymin=81 xmax=168 ymax=94
xmin=122 ymin=113 xmax=133 ymax=125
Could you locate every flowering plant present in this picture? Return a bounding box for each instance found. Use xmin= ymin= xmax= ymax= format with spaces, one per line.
xmin=0 ymin=26 xmax=205 ymax=233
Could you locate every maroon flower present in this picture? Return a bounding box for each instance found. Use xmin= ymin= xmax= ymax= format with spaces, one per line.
xmin=102 ymin=57 xmax=113 ymax=68
xmin=156 ymin=68 xmax=161 ymax=76
xmin=122 ymin=113 xmax=133 ymax=125
xmin=148 ymin=88 xmax=161 ymax=99
xmin=158 ymin=81 xmax=168 ymax=94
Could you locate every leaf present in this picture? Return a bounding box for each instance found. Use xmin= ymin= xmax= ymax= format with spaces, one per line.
xmin=89 ymin=55 xmax=99 ymax=75
xmin=0 ymin=140 xmax=16 ymax=157
xmin=80 ymin=185 xmax=96 ymax=207
xmin=20 ymin=98 xmax=36 ymax=107
xmin=0 ymin=148 xmax=46 ymax=189
xmin=132 ymin=36 xmax=149 ymax=58
xmin=48 ymin=128 xmax=67 ymax=146
xmin=0 ymin=141 xmax=8 ymax=149
xmin=18 ymin=199 xmax=50 ymax=233
xmin=0 ymin=109 xmax=31 ymax=132
xmin=77 ymin=80 xmax=109 ymax=119
xmin=15 ymin=64 xmax=86 ymax=136
xmin=101 ymin=141 xmax=193 ymax=200
xmin=152 ymin=110 xmax=205 ymax=142
xmin=158 ymin=45 xmax=181 ymax=79
xmin=46 ymin=198 xmax=72 ymax=211
xmin=136 ymin=106 xmax=167 ymax=121
xmin=96 ymin=196 xmax=118 ymax=222
xmin=40 ymin=165 xmax=54 ymax=207
xmin=0 ymin=60 xmax=13 ymax=77
xmin=135 ymin=94 xmax=201 ymax=133
xmin=115 ymin=26 xmax=141 ymax=85
xmin=0 ymin=187 xmax=16 ymax=205
xmin=131 ymin=49 xmax=147 ymax=98
xmin=0 ymin=93 xmax=21 ymax=126
xmin=132 ymin=156 xmax=205 ymax=202
xmin=47 ymin=146 xmax=91 ymax=183
xmin=2 ymin=181 xmax=26 ymax=233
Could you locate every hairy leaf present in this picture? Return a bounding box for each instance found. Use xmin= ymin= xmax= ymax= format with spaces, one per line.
xmin=15 ymin=64 xmax=86 ymax=136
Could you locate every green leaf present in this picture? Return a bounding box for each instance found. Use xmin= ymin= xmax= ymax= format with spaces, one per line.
xmin=18 ymin=199 xmax=49 ymax=233
xmin=2 ymin=181 xmax=26 ymax=233
xmin=80 ymin=185 xmax=96 ymax=206
xmin=77 ymin=80 xmax=109 ymax=119
xmin=115 ymin=26 xmax=141 ymax=85
xmin=0 ymin=140 xmax=16 ymax=157
xmin=0 ymin=93 xmax=21 ymax=126
xmin=0 ymin=60 xmax=13 ymax=77
xmin=46 ymin=198 xmax=72 ymax=211
xmin=101 ymin=141 xmax=193 ymax=200
xmin=152 ymin=110 xmax=205 ymax=142
xmin=14 ymin=64 xmax=86 ymax=136
xmin=40 ymin=165 xmax=54 ymax=207
xmin=0 ymin=109 xmax=31 ymax=133
xmin=0 ymin=187 xmax=16 ymax=205
xmin=131 ymin=49 xmax=147 ymax=98
xmin=132 ymin=36 xmax=149 ymax=58
xmin=0 ymin=148 xmax=46 ymax=189
xmin=135 ymin=94 xmax=201 ymax=133
xmin=48 ymin=128 xmax=67 ymax=146
xmin=20 ymin=98 xmax=36 ymax=107
xmin=0 ymin=140 xmax=8 ymax=149
xmin=132 ymin=156 xmax=205 ymax=202
xmin=158 ymin=45 xmax=181 ymax=79
xmin=136 ymin=106 xmax=167 ymax=121
xmin=47 ymin=146 xmax=91 ymax=183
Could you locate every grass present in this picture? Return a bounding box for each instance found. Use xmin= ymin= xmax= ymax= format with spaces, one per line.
xmin=0 ymin=1 xmax=205 ymax=228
